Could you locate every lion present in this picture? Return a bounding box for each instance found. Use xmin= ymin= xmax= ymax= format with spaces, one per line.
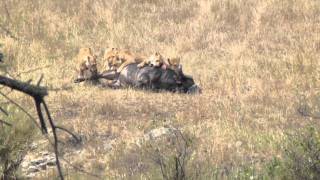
xmin=103 ymin=47 xmax=120 ymax=71
xmin=164 ymin=57 xmax=181 ymax=71
xmin=163 ymin=57 xmax=184 ymax=83
xmin=137 ymin=52 xmax=164 ymax=68
xmin=103 ymin=48 xmax=146 ymax=73
xmin=76 ymin=47 xmax=98 ymax=80
xmin=137 ymin=53 xmax=181 ymax=72
xmin=137 ymin=53 xmax=184 ymax=83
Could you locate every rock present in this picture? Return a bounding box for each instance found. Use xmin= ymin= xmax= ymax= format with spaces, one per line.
xmin=104 ymin=143 xmax=113 ymax=151
xmin=235 ymin=141 xmax=243 ymax=148
xmin=47 ymin=160 xmax=56 ymax=167
xmin=136 ymin=127 xmax=177 ymax=146
xmin=21 ymin=151 xmax=57 ymax=177
xmin=30 ymin=158 xmax=46 ymax=166
xmin=27 ymin=166 xmax=40 ymax=173
xmin=38 ymin=163 xmax=47 ymax=170
xmin=144 ymin=127 xmax=175 ymax=141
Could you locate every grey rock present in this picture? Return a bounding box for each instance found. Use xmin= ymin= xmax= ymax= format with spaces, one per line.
xmin=30 ymin=159 xmax=46 ymax=166
xmin=22 ymin=151 xmax=57 ymax=177
xmin=104 ymin=143 xmax=113 ymax=151
xmin=137 ymin=127 xmax=177 ymax=146
xmin=27 ymin=166 xmax=40 ymax=173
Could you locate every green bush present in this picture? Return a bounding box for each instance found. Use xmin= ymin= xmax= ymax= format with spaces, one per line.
xmin=0 ymin=104 xmax=36 ymax=179
xmin=109 ymin=129 xmax=194 ymax=179
xmin=282 ymin=127 xmax=320 ymax=180
xmin=263 ymin=127 xmax=320 ymax=180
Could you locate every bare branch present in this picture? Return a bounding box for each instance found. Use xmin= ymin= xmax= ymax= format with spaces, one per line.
xmin=0 ymin=75 xmax=48 ymax=98
xmin=42 ymin=101 xmax=64 ymax=180
xmin=0 ymin=119 xmax=12 ymax=126
xmin=0 ymin=75 xmax=97 ymax=179
xmin=26 ymin=79 xmax=32 ymax=84
xmin=56 ymin=126 xmax=81 ymax=143
xmin=0 ymin=106 xmax=8 ymax=116
xmin=0 ymin=91 xmax=42 ymax=130
xmin=34 ymin=98 xmax=48 ymax=134
xmin=36 ymin=74 xmax=44 ymax=86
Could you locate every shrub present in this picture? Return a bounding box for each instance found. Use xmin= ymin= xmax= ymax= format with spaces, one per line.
xmin=109 ymin=128 xmax=194 ymax=179
xmin=0 ymin=104 xmax=36 ymax=179
xmin=263 ymin=127 xmax=320 ymax=180
xmin=281 ymin=127 xmax=320 ymax=180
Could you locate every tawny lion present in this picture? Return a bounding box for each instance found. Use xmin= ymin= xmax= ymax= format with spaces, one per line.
xmin=103 ymin=48 xmax=146 ymax=73
xmin=76 ymin=47 xmax=98 ymax=79
xmin=164 ymin=57 xmax=181 ymax=71
xmin=137 ymin=52 xmax=181 ymax=72
xmin=137 ymin=52 xmax=164 ymax=68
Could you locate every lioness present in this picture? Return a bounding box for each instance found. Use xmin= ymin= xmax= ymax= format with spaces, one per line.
xmin=164 ymin=57 xmax=181 ymax=71
xmin=137 ymin=53 xmax=181 ymax=72
xmin=137 ymin=52 xmax=164 ymax=68
xmin=164 ymin=57 xmax=183 ymax=83
xmin=103 ymin=48 xmax=146 ymax=73
xmin=76 ymin=47 xmax=98 ymax=79
xmin=103 ymin=47 xmax=119 ymax=71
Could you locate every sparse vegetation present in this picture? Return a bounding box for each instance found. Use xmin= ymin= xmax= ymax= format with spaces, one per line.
xmin=0 ymin=0 xmax=319 ymax=179
xmin=277 ymin=127 xmax=320 ymax=180
xmin=0 ymin=104 xmax=36 ymax=179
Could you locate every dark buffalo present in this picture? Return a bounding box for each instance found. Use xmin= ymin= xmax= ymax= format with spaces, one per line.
xmin=100 ymin=63 xmax=201 ymax=93
xmin=75 ymin=63 xmax=201 ymax=94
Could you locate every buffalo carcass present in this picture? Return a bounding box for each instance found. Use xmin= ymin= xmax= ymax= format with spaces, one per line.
xmin=100 ymin=63 xmax=201 ymax=93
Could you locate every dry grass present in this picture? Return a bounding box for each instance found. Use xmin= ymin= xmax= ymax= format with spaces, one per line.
xmin=1 ymin=0 xmax=320 ymax=178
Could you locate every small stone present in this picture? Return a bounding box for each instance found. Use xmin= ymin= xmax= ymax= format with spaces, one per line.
xmin=38 ymin=163 xmax=47 ymax=170
xmin=104 ymin=143 xmax=113 ymax=151
xmin=47 ymin=159 xmax=56 ymax=166
xmin=235 ymin=141 xmax=243 ymax=147
xmin=40 ymin=151 xmax=50 ymax=156
xmin=30 ymin=159 xmax=46 ymax=166
xmin=28 ymin=166 xmax=40 ymax=173
xmin=136 ymin=127 xmax=178 ymax=146
xmin=144 ymin=127 xmax=175 ymax=141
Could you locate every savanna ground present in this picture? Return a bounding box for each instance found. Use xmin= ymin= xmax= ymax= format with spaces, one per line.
xmin=1 ymin=0 xmax=320 ymax=179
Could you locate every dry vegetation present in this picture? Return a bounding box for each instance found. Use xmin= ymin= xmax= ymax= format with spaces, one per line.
xmin=1 ymin=0 xmax=320 ymax=179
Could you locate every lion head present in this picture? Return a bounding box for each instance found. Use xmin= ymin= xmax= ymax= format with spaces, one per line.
xmin=148 ymin=52 xmax=164 ymax=67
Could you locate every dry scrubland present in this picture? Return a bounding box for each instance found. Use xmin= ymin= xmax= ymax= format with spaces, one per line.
xmin=1 ymin=0 xmax=320 ymax=179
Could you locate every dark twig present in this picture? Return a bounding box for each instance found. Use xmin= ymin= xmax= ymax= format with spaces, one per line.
xmin=0 ymin=106 xmax=8 ymax=116
xmin=26 ymin=79 xmax=32 ymax=84
xmin=0 ymin=75 xmax=100 ymax=179
xmin=56 ymin=126 xmax=81 ymax=143
xmin=0 ymin=91 xmax=42 ymax=130
xmin=0 ymin=93 xmax=97 ymax=178
xmin=36 ymin=74 xmax=44 ymax=86
xmin=0 ymin=76 xmax=64 ymax=178
xmin=34 ymin=98 xmax=48 ymax=134
xmin=0 ymin=119 xmax=12 ymax=126
xmin=0 ymin=75 xmax=48 ymax=133
xmin=42 ymin=100 xmax=64 ymax=180
xmin=0 ymin=75 xmax=48 ymax=98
